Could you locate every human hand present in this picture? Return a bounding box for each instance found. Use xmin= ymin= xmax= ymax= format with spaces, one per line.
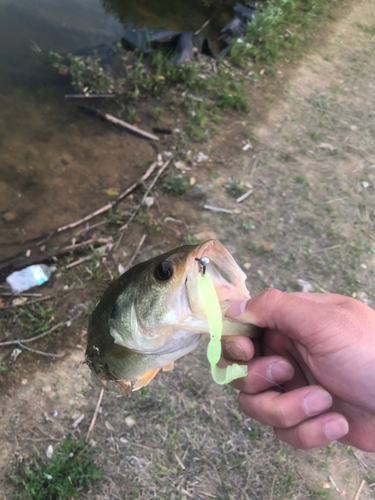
xmin=222 ymin=289 xmax=375 ymax=451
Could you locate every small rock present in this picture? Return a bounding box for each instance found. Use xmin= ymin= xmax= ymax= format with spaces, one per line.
xmin=46 ymin=445 xmax=54 ymax=459
xmin=360 ymin=263 xmax=367 ymax=269
xmin=197 ymin=152 xmax=209 ymax=163
xmin=142 ymin=196 xmax=154 ymax=209
xmin=297 ymin=279 xmax=314 ymax=293
xmin=21 ymin=379 xmax=28 ymax=385
xmin=190 ymin=185 xmax=206 ymax=199
xmin=361 ymin=181 xmax=370 ymax=189
xmin=59 ymin=153 xmax=73 ymax=166
xmin=2 ymin=211 xmax=16 ymax=223
xmin=350 ymin=125 xmax=358 ymax=131
xmin=42 ymin=385 xmax=52 ymax=394
xmin=243 ymin=262 xmax=251 ymax=270
xmin=125 ymin=416 xmax=136 ymax=428
xmin=118 ymin=263 xmax=125 ymax=276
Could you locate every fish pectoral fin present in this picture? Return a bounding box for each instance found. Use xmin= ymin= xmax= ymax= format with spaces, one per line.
xmin=132 ymin=368 xmax=161 ymax=391
xmin=162 ymin=361 xmax=174 ymax=372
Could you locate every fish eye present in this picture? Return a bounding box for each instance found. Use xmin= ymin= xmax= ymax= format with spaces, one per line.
xmin=154 ymin=261 xmax=173 ymax=281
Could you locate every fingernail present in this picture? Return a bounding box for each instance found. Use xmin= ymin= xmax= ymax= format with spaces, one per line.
xmin=226 ymin=341 xmax=248 ymax=361
xmin=267 ymin=361 xmax=294 ymax=382
xmin=303 ymin=390 xmax=332 ymax=417
xmin=324 ymin=418 xmax=349 ymax=439
xmin=226 ymin=300 xmax=248 ymax=319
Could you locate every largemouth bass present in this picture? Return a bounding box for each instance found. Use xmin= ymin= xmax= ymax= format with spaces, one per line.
xmin=85 ymin=239 xmax=259 ymax=392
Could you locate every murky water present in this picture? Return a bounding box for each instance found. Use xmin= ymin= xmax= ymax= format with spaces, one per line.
xmin=0 ymin=0 xmax=234 ymax=260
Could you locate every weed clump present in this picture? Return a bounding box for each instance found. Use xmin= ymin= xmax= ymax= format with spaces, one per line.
xmin=162 ymin=176 xmax=190 ymax=195
xmin=10 ymin=436 xmax=103 ymax=500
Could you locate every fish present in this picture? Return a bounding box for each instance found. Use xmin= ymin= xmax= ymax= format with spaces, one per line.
xmin=85 ymin=239 xmax=260 ymax=393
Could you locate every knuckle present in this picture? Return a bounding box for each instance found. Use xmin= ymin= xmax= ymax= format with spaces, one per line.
xmin=274 ymin=404 xmax=295 ymax=428
xmin=292 ymin=426 xmax=313 ymax=449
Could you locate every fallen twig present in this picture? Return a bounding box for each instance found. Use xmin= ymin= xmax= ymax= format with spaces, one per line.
xmin=309 ymin=244 xmax=342 ymax=254
xmin=195 ymin=19 xmax=211 ymax=35
xmin=65 ymin=244 xmax=109 ymax=269
xmin=80 ymin=107 xmax=159 ymax=141
xmin=119 ymin=158 xmax=172 ymax=233
xmin=354 ymin=480 xmax=366 ymax=500
xmin=203 ymin=205 xmax=233 ymax=214
xmin=329 ymin=475 xmax=340 ymax=493
xmin=0 ymin=295 xmax=54 ymax=310
xmin=56 ymin=161 xmax=158 ymax=234
xmin=0 ymin=313 xmax=81 ymax=347
xmin=65 ymin=94 xmax=115 ymax=98
xmin=0 ymin=238 xmax=111 ymax=278
xmin=236 ymin=189 xmax=253 ymax=203
xmin=17 ymin=342 xmax=64 ymax=358
xmin=0 ymin=161 xmax=159 ymax=277
xmin=86 ymin=388 xmax=104 ymax=442
xmin=0 ymin=292 xmax=43 ymax=297
xmin=123 ymin=234 xmax=147 ymax=273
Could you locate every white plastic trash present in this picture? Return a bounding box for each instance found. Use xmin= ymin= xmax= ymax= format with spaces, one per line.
xmin=6 ymin=264 xmax=52 ymax=293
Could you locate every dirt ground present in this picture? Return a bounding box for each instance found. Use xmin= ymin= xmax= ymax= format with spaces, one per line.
xmin=1 ymin=0 xmax=375 ymax=499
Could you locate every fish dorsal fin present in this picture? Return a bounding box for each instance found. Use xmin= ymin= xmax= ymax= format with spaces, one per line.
xmin=132 ymin=368 xmax=161 ymax=391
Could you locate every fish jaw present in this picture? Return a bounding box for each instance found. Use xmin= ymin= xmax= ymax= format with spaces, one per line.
xmin=184 ymin=239 xmax=250 ymax=318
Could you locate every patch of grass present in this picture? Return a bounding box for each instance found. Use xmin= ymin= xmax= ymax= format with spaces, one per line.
xmin=162 ymin=175 xmax=190 ymax=194
xmin=224 ymin=177 xmax=247 ymax=198
xmin=0 ymin=356 xmax=7 ymax=371
xmin=19 ymin=303 xmax=55 ymax=339
xmin=356 ymin=22 xmax=375 ymax=36
xmin=216 ymin=84 xmax=248 ymax=112
xmin=184 ymin=234 xmax=200 ymax=245
xmin=309 ymin=489 xmax=331 ymax=500
xmin=10 ymin=436 xmax=103 ymax=499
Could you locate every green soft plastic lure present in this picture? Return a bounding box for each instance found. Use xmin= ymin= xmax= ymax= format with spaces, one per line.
xmin=197 ymin=270 xmax=248 ymax=385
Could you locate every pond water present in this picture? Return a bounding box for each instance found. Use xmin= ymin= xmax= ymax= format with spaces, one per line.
xmin=0 ymin=0 xmax=235 ymax=260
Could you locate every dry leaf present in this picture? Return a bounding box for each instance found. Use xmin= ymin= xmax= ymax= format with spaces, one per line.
xmin=105 ymin=420 xmax=115 ymax=432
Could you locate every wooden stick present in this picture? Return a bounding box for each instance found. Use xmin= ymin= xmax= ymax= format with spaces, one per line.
xmin=236 ymin=189 xmax=253 ymax=203
xmin=123 ymin=234 xmax=146 ymax=273
xmin=119 ymin=158 xmax=172 ymax=232
xmin=0 ymin=313 xmax=81 ymax=347
xmin=86 ymin=388 xmax=104 ymax=442
xmin=0 ymin=292 xmax=43 ymax=297
xmin=0 ymin=294 xmax=54 ymax=310
xmin=0 ymin=162 xmax=159 ymax=275
xmin=0 ymin=238 xmax=111 ymax=276
xmin=56 ymin=161 xmax=158 ymax=234
xmin=65 ymin=94 xmax=115 ymax=98
xmin=203 ymin=205 xmax=233 ymax=214
xmin=81 ymin=107 xmax=159 ymax=141
xmin=103 ymin=112 xmax=160 ymax=141
xmin=195 ymin=19 xmax=211 ymax=35
xmin=17 ymin=342 xmax=64 ymax=358
xmin=354 ymin=480 xmax=366 ymax=500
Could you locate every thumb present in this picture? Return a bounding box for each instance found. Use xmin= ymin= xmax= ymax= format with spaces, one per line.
xmin=226 ymin=289 xmax=343 ymax=347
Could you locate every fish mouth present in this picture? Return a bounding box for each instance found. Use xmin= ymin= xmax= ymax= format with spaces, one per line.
xmin=185 ymin=239 xmax=250 ymax=310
